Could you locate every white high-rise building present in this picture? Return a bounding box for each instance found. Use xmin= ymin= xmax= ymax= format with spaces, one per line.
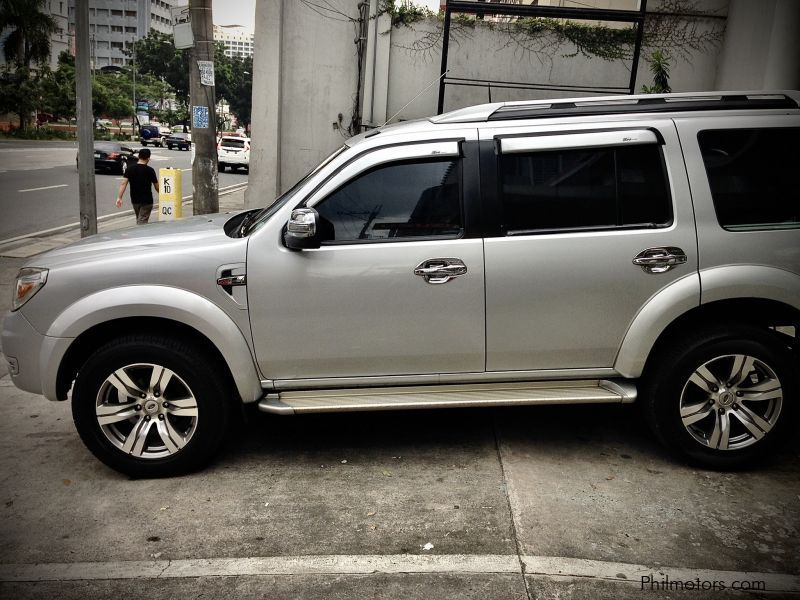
xmin=213 ymin=24 xmax=254 ymax=59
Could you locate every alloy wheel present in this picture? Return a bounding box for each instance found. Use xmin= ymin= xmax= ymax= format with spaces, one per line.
xmin=679 ymin=354 xmax=783 ymax=451
xmin=95 ymin=363 xmax=199 ymax=459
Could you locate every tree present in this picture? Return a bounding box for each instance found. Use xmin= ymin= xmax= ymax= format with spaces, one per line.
xmin=40 ymin=51 xmax=76 ymax=121
xmin=641 ymin=50 xmax=672 ymax=94
xmin=0 ymin=0 xmax=58 ymax=129
xmin=133 ymin=32 xmax=190 ymax=107
xmin=0 ymin=67 xmax=44 ymax=130
xmin=214 ymin=45 xmax=252 ymax=129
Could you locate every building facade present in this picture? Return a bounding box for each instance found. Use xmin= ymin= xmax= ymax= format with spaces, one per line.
xmin=213 ymin=25 xmax=254 ymax=59
xmin=66 ymin=0 xmax=183 ymax=69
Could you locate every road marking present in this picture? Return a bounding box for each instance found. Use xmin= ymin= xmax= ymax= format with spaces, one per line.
xmin=18 ymin=184 xmax=68 ymax=193
xmin=0 ymin=555 xmax=797 ymax=592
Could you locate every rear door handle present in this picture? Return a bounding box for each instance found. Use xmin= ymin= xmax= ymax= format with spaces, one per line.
xmin=414 ymin=258 xmax=467 ymax=284
xmin=633 ymin=247 xmax=687 ymax=274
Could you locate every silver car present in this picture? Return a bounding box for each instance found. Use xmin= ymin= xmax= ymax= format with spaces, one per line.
xmin=3 ymin=91 xmax=799 ymax=477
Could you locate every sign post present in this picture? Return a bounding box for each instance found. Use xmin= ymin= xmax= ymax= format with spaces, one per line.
xmin=158 ymin=167 xmax=182 ymax=221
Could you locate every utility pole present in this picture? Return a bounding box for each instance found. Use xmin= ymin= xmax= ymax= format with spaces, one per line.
xmin=190 ymin=0 xmax=218 ymax=214
xmin=131 ymin=35 xmax=137 ymax=140
xmin=75 ymin=0 xmax=97 ymax=237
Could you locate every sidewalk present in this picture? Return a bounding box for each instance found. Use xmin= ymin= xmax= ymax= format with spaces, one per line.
xmin=0 ymin=185 xmax=247 ymax=378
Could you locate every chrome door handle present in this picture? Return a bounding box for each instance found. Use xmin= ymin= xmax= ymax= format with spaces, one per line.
xmin=633 ymin=247 xmax=687 ymax=274
xmin=414 ymin=258 xmax=467 ymax=284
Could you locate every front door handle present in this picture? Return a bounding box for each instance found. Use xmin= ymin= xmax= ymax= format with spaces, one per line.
xmin=414 ymin=258 xmax=467 ymax=284
xmin=633 ymin=247 xmax=687 ymax=274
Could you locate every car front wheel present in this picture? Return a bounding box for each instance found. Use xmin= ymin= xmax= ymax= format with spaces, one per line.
xmin=72 ymin=334 xmax=231 ymax=477
xmin=643 ymin=324 xmax=796 ymax=469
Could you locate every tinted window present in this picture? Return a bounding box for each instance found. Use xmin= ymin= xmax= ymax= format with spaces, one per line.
xmin=315 ymin=159 xmax=462 ymax=242
xmin=221 ymin=138 xmax=246 ymax=148
xmin=499 ymin=144 xmax=671 ymax=234
xmin=698 ymin=128 xmax=799 ymax=230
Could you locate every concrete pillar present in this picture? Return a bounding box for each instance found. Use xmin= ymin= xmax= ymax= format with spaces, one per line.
xmin=246 ymin=0 xmax=284 ymax=208
xmin=370 ymin=13 xmax=392 ymax=126
xmin=715 ymin=0 xmax=800 ymax=90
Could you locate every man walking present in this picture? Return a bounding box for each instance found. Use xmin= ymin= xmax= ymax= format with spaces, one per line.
xmin=115 ymin=148 xmax=159 ymax=224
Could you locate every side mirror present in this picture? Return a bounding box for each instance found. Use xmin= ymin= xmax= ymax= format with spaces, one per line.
xmin=284 ymin=207 xmax=321 ymax=250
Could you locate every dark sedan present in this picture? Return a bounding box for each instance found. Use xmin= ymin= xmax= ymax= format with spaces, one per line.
xmin=90 ymin=142 xmax=137 ymax=175
xmin=165 ymin=132 xmax=191 ymax=150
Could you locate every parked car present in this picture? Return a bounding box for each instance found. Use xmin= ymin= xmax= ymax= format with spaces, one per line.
xmin=217 ymin=135 xmax=250 ymax=172
xmin=5 ymin=91 xmax=799 ymax=477
xmin=86 ymin=142 xmax=137 ymax=175
xmin=165 ymin=132 xmax=191 ymax=150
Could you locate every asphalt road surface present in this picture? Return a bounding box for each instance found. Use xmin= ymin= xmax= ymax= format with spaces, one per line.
xmin=0 ymin=139 xmax=249 ymax=242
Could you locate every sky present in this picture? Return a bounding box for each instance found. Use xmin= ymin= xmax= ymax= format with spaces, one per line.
xmin=210 ymin=0 xmax=440 ymax=30
xmin=212 ymin=0 xmax=257 ymax=30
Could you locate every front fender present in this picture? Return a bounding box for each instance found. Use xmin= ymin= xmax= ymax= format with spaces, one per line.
xmin=42 ymin=285 xmax=262 ymax=403
xmin=614 ymin=273 xmax=701 ymax=378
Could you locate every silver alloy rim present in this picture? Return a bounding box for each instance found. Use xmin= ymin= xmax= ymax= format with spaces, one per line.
xmin=95 ymin=363 xmax=198 ymax=459
xmin=679 ymin=354 xmax=782 ymax=451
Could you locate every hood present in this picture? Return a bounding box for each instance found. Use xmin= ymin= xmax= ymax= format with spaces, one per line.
xmin=32 ymin=211 xmax=245 ymax=268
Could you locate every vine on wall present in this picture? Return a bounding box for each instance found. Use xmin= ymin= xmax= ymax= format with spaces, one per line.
xmin=380 ymin=0 xmax=725 ymax=67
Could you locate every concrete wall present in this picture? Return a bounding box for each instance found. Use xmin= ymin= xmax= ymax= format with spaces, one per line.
xmin=715 ymin=0 xmax=800 ymax=90
xmin=247 ymin=0 xmax=363 ymax=202
xmin=249 ymin=0 xmax=798 ymax=202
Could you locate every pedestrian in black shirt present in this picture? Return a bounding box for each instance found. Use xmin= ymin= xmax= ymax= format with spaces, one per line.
xmin=115 ymin=148 xmax=159 ymax=225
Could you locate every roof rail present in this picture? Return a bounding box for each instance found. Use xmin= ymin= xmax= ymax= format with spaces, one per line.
xmin=431 ymin=92 xmax=800 ymax=124
xmin=487 ymin=93 xmax=799 ymax=121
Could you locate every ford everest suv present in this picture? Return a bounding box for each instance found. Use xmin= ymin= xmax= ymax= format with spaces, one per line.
xmin=3 ymin=91 xmax=798 ymax=477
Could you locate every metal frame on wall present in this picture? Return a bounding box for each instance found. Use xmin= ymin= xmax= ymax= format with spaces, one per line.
xmin=437 ymin=0 xmax=649 ymax=114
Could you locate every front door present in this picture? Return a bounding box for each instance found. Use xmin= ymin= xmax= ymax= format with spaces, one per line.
xmin=248 ymin=140 xmax=486 ymax=382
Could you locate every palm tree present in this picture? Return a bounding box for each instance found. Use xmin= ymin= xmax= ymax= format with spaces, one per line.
xmin=0 ymin=0 xmax=58 ymax=68
xmin=0 ymin=0 xmax=58 ymax=129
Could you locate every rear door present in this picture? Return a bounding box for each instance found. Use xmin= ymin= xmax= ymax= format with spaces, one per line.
xmin=480 ymin=121 xmax=699 ymax=372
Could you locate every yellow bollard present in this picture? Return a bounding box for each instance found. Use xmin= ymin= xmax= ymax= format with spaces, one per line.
xmin=158 ymin=168 xmax=182 ymax=221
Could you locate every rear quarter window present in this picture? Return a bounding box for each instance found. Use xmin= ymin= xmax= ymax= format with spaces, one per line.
xmin=698 ymin=128 xmax=799 ymax=231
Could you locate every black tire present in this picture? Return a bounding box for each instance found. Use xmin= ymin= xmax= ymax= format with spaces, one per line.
xmin=642 ymin=324 xmax=796 ymax=470
xmin=72 ymin=334 xmax=232 ymax=478
xmin=218 ymin=163 xmax=226 ymax=172
xmin=167 ymin=144 xmax=173 ymax=150
xmin=141 ymin=141 xmax=148 ymax=147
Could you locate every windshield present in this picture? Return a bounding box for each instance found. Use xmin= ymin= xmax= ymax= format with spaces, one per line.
xmin=244 ymin=145 xmax=347 ymax=235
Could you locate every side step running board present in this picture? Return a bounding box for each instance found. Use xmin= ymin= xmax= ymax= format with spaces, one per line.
xmin=257 ymin=380 xmax=636 ymax=415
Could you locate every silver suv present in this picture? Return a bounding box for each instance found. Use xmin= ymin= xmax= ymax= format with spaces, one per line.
xmin=4 ymin=91 xmax=798 ymax=477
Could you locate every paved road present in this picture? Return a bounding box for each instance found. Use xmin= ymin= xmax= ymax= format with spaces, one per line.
xmin=0 ymin=140 xmax=248 ymax=242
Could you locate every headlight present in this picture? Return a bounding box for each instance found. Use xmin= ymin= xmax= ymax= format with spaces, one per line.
xmin=12 ymin=268 xmax=48 ymax=311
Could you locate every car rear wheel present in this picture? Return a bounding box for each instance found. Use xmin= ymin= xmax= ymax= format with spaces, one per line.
xmin=72 ymin=334 xmax=232 ymax=478
xmin=218 ymin=163 xmax=226 ymax=172
xmin=167 ymin=144 xmax=173 ymax=150
xmin=643 ymin=325 xmax=796 ymax=469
